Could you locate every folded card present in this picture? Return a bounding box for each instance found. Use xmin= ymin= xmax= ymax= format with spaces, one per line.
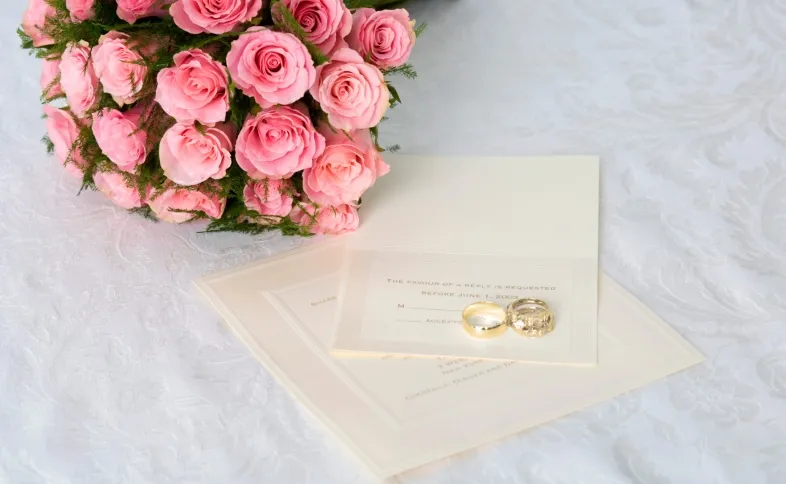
xmin=195 ymin=241 xmax=703 ymax=478
xmin=334 ymin=156 xmax=600 ymax=364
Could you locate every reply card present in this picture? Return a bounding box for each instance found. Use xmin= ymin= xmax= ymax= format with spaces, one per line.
xmin=334 ymin=156 xmax=599 ymax=364
xmin=195 ymin=241 xmax=704 ymax=478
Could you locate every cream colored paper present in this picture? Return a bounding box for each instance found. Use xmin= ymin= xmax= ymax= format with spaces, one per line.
xmin=334 ymin=156 xmax=600 ymax=364
xmin=195 ymin=241 xmax=703 ymax=478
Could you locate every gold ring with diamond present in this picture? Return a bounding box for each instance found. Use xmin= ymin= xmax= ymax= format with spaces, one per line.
xmin=462 ymin=301 xmax=508 ymax=339
xmin=506 ymin=298 xmax=554 ymax=337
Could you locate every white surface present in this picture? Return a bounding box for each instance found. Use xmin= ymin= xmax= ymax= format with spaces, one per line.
xmin=1 ymin=1 xmax=785 ymax=483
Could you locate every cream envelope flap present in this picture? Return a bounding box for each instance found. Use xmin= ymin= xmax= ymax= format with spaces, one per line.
xmin=195 ymin=242 xmax=703 ymax=478
xmin=333 ymin=156 xmax=600 ymax=364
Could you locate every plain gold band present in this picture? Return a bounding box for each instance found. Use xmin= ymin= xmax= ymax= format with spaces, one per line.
xmin=461 ymin=319 xmax=508 ymax=339
xmin=462 ymin=301 xmax=508 ymax=339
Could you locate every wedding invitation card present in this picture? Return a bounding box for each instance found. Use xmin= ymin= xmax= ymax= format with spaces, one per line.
xmin=195 ymin=241 xmax=703 ymax=478
xmin=334 ymin=156 xmax=600 ymax=364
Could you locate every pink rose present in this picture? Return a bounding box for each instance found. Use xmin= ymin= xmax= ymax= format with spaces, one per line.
xmin=149 ymin=186 xmax=226 ymax=223
xmin=243 ymin=179 xmax=295 ymax=218
xmin=93 ymin=172 xmax=145 ymax=209
xmin=159 ymin=122 xmax=235 ymax=186
xmin=92 ymin=107 xmax=148 ymax=173
xmin=22 ymin=0 xmax=55 ymax=47
xmin=171 ymin=0 xmax=263 ymax=35
xmin=44 ymin=106 xmax=85 ymax=178
xmin=291 ymin=202 xmax=359 ymax=235
xmin=347 ymin=8 xmax=415 ymax=69
xmin=155 ymin=49 xmax=229 ymax=125
xmin=41 ymin=58 xmax=63 ymax=100
xmin=235 ymin=105 xmax=325 ymax=179
xmin=279 ymin=0 xmax=351 ymax=55
xmin=310 ymin=48 xmax=388 ymax=130
xmin=66 ymin=0 xmax=96 ymax=22
xmin=227 ymin=28 xmax=316 ymax=108
xmin=116 ymin=0 xmax=170 ymax=24
xmin=302 ymin=127 xmax=388 ymax=205
xmin=60 ymin=42 xmax=99 ymax=119
xmin=92 ymin=32 xmax=149 ymax=106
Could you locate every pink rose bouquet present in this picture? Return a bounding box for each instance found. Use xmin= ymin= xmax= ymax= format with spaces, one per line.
xmin=19 ymin=0 xmax=423 ymax=236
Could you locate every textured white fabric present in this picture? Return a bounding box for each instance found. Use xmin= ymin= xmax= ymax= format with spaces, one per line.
xmin=2 ymin=1 xmax=786 ymax=483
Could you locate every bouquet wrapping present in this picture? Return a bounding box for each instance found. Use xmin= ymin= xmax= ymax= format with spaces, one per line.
xmin=20 ymin=0 xmax=422 ymax=235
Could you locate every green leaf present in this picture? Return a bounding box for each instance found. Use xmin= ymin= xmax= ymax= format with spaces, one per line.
xmin=17 ymin=28 xmax=34 ymax=50
xmin=414 ymin=22 xmax=427 ymax=38
xmin=186 ymin=31 xmax=242 ymax=50
xmin=343 ymin=0 xmax=376 ymax=8
xmin=369 ymin=125 xmax=384 ymax=151
xmin=382 ymin=63 xmax=417 ymax=80
xmin=129 ymin=206 xmax=158 ymax=222
xmin=201 ymin=199 xmax=313 ymax=237
xmin=41 ymin=135 xmax=55 ymax=155
xmin=387 ymin=83 xmax=402 ymax=106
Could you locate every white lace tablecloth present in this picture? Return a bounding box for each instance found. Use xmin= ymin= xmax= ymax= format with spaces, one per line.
xmin=2 ymin=1 xmax=786 ymax=483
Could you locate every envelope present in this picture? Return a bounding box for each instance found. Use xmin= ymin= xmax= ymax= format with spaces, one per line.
xmin=195 ymin=241 xmax=703 ymax=478
xmin=333 ymin=156 xmax=600 ymax=364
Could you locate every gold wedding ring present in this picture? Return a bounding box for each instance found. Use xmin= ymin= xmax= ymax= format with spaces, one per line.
xmin=462 ymin=301 xmax=508 ymax=339
xmin=507 ymin=298 xmax=554 ymax=337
